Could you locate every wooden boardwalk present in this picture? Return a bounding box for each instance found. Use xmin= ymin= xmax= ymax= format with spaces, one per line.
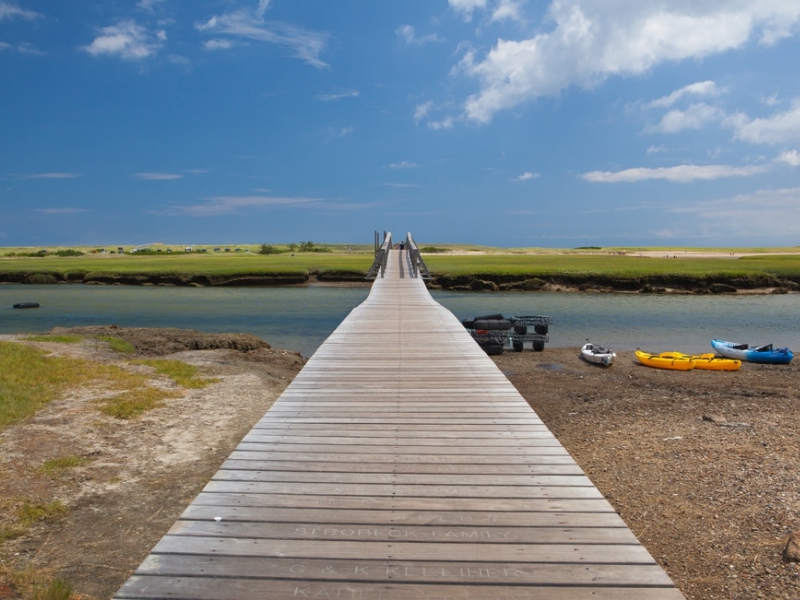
xmin=115 ymin=248 xmax=684 ymax=599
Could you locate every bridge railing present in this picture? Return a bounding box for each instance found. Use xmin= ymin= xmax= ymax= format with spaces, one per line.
xmin=406 ymin=232 xmax=432 ymax=279
xmin=366 ymin=231 xmax=392 ymax=279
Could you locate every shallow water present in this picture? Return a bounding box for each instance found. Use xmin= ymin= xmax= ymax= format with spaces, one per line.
xmin=2 ymin=284 xmax=798 ymax=357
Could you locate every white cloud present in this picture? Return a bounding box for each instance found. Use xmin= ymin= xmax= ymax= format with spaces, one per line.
xmin=461 ymin=2 xmax=800 ymax=123
xmin=396 ymin=25 xmax=441 ymax=45
xmin=647 ymin=81 xmax=721 ymax=109
xmin=582 ymin=164 xmax=767 ymax=183
xmin=204 ymin=39 xmax=234 ymax=50
xmin=135 ymin=172 xmax=183 ymax=180
xmin=450 ymin=0 xmax=488 ymax=22
xmin=726 ymin=100 xmax=800 ymax=145
xmin=0 ymin=2 xmax=41 ymax=21
xmin=428 ymin=116 xmax=454 ymax=130
xmin=414 ymin=101 xmax=433 ymax=123
xmin=491 ymin=0 xmax=523 ymax=22
xmin=19 ymin=172 xmax=80 ymax=179
xmin=672 ymin=187 xmax=800 ymax=239
xmin=196 ymin=4 xmax=327 ymax=68
xmin=317 ymin=90 xmax=360 ymax=102
xmin=646 ymin=103 xmax=724 ymax=134
xmin=0 ymin=41 xmax=44 ymax=54
xmin=83 ymin=20 xmax=164 ymax=60
xmin=327 ymin=126 xmax=354 ymax=138
xmin=136 ymin=0 xmax=166 ymax=13
xmin=646 ymin=144 xmax=667 ymax=154
xmin=513 ymin=171 xmax=540 ymax=181
xmin=389 ymin=161 xmax=420 ymax=170
xmin=776 ymin=149 xmax=800 ymax=167
xmin=164 ymin=195 xmax=320 ymax=216
xmin=36 ymin=208 xmax=87 ymax=215
xmin=761 ymin=92 xmax=780 ymax=106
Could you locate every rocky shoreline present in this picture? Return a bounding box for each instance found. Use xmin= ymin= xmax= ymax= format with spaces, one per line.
xmin=2 ymin=269 xmax=799 ymax=294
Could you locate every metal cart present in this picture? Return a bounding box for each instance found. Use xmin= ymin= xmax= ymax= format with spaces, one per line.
xmin=461 ymin=314 xmax=552 ymax=355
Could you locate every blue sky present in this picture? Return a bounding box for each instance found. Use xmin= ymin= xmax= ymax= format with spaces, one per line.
xmin=2 ymin=0 xmax=800 ymax=248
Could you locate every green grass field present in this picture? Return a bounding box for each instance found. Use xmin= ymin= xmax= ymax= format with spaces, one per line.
xmin=2 ymin=245 xmax=800 ymax=281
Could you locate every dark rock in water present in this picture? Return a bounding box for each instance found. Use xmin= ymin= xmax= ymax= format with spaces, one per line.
xmin=13 ymin=302 xmax=40 ymax=309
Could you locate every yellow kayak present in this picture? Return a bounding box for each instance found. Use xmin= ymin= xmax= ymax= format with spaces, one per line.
xmin=659 ymin=351 xmax=741 ymax=371
xmin=636 ymin=349 xmax=695 ymax=370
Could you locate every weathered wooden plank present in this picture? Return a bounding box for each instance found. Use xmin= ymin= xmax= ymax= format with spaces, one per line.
xmin=210 ymin=469 xmax=594 ymax=487
xmin=202 ymin=480 xmax=606 ymax=498
xmin=220 ymin=459 xmax=585 ymax=474
xmin=178 ymin=505 xmax=629 ymax=527
xmin=117 ymin=576 xmax=686 ymax=600
xmin=189 ymin=492 xmax=617 ymax=513
xmin=167 ymin=520 xmax=641 ymax=545
xmin=131 ymin=555 xmax=676 ymax=586
xmin=233 ymin=441 xmax=568 ymax=454
xmin=149 ymin=536 xmax=657 ymax=564
xmin=225 ymin=451 xmax=576 ymax=465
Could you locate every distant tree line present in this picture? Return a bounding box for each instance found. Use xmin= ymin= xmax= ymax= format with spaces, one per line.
xmin=258 ymin=241 xmax=331 ymax=255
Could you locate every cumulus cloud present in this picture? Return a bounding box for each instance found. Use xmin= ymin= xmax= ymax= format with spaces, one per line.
xmin=725 ymin=100 xmax=800 ymax=145
xmin=460 ymin=2 xmax=800 ymax=123
xmin=316 ymin=90 xmax=360 ymax=102
xmin=491 ymin=0 xmax=524 ymax=22
xmin=396 ymin=25 xmax=442 ymax=45
xmin=647 ymin=81 xmax=722 ymax=109
xmin=647 ymin=103 xmax=724 ymax=134
xmin=513 ymin=171 xmax=540 ymax=181
xmin=135 ymin=172 xmax=183 ymax=180
xmin=83 ymin=21 xmax=165 ymax=60
xmin=776 ymin=149 xmax=800 ymax=167
xmin=582 ymin=164 xmax=767 ymax=183
xmin=196 ymin=2 xmax=327 ymax=68
xmin=0 ymin=2 xmax=41 ymax=21
xmin=203 ymin=39 xmax=234 ymax=50
xmin=164 ymin=195 xmax=321 ymax=216
xmin=449 ymin=0 xmax=488 ymax=22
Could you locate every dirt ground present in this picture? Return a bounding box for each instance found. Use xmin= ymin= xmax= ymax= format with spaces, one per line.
xmin=1 ymin=329 xmax=799 ymax=599
xmin=0 ymin=328 xmax=305 ymax=599
xmin=495 ymin=348 xmax=800 ymax=600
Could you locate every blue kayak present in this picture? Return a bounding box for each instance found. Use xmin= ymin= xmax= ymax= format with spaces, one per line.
xmin=711 ymin=339 xmax=794 ymax=365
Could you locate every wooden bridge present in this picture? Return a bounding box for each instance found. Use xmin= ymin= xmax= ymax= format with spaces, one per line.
xmin=115 ymin=234 xmax=684 ymax=599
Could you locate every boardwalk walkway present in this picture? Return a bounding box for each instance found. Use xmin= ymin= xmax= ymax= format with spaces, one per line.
xmin=116 ymin=248 xmax=684 ymax=599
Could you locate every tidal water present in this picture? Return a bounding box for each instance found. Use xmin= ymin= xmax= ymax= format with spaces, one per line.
xmin=2 ymin=284 xmax=799 ymax=357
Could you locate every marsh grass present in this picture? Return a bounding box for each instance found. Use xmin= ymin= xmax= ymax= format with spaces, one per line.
xmin=132 ymin=359 xmax=219 ymax=389
xmin=0 ymin=498 xmax=68 ymax=542
xmin=38 ymin=456 xmax=91 ymax=475
xmin=2 ymin=246 xmax=799 ymax=280
xmin=0 ymin=340 xmax=194 ymax=428
xmin=93 ymin=386 xmax=181 ymax=420
xmin=423 ymin=253 xmax=800 ymax=278
xmin=0 ymin=343 xmax=97 ymax=429
xmin=95 ymin=336 xmax=136 ymax=354
xmin=0 ymin=566 xmax=73 ymax=600
xmin=21 ymin=335 xmax=83 ymax=344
